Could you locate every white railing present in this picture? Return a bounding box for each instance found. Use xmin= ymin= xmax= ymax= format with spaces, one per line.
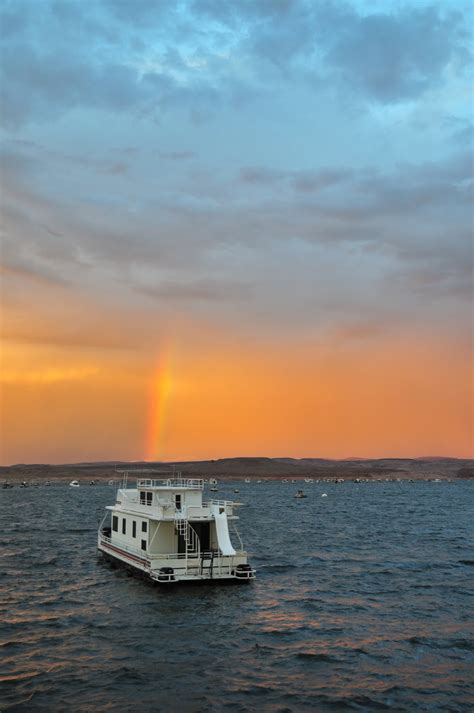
xmin=149 ymin=560 xmax=256 ymax=581
xmin=137 ymin=478 xmax=203 ymax=489
xmin=232 ymin=522 xmax=244 ymax=551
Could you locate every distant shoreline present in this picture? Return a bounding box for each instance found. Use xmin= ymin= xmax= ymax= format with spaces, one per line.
xmin=1 ymin=456 xmax=472 ymax=482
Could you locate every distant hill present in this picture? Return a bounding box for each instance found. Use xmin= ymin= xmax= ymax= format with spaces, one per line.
xmin=1 ymin=456 xmax=472 ymax=482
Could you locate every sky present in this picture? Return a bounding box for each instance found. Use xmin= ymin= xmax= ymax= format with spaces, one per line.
xmin=0 ymin=0 xmax=473 ymax=464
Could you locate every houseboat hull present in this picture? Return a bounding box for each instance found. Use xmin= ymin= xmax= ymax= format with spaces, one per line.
xmin=97 ymin=533 xmax=255 ymax=584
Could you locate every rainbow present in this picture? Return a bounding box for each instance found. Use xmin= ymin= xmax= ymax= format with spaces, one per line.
xmin=145 ymin=344 xmax=174 ymax=462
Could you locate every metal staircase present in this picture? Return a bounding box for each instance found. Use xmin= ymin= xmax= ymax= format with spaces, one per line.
xmin=174 ymin=515 xmax=199 ymax=557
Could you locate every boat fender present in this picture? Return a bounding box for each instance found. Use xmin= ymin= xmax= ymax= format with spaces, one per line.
xmin=157 ymin=567 xmax=175 ymax=582
xmin=235 ymin=564 xmax=252 ymax=579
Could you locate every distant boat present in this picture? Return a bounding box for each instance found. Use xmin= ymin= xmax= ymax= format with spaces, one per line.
xmin=69 ymin=480 xmax=80 ymax=488
xmin=20 ymin=481 xmax=28 ymax=488
xmin=294 ymin=489 xmax=307 ymax=499
xmin=108 ymin=479 xmax=114 ymax=486
xmin=234 ymin=489 xmax=240 ymax=493
xmin=89 ymin=480 xmax=96 ymax=486
xmin=321 ymin=493 xmax=328 ymax=498
xmin=304 ymin=478 xmax=313 ymax=483
xmin=2 ymin=481 xmax=13 ymax=489
xmin=209 ymin=478 xmax=218 ymax=485
xmin=210 ymin=486 xmax=218 ymax=492
xmin=244 ymin=478 xmax=251 ymax=483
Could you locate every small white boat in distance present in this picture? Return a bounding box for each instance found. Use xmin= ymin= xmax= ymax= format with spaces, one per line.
xmin=98 ymin=471 xmax=256 ymax=584
xmin=70 ymin=480 xmax=80 ymax=488
xmin=244 ymin=478 xmax=251 ymax=483
xmin=294 ymin=489 xmax=307 ymax=499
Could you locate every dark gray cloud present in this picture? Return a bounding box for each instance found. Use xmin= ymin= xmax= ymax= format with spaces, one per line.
xmin=0 ymin=0 xmax=471 ymax=129
xmin=323 ymin=5 xmax=470 ymax=103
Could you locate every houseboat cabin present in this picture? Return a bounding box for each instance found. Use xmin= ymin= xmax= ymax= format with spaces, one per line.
xmin=98 ymin=473 xmax=255 ymax=583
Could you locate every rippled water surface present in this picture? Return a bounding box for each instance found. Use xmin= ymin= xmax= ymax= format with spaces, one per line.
xmin=1 ymin=480 xmax=473 ymax=712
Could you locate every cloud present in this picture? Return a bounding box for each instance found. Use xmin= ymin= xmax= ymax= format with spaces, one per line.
xmin=0 ymin=366 xmax=100 ymax=384
xmin=0 ymin=261 xmax=69 ymax=287
xmin=239 ymin=166 xmax=351 ymax=191
xmin=323 ymin=5 xmax=470 ymax=103
xmin=136 ymin=278 xmax=252 ymax=302
xmin=330 ymin=319 xmax=389 ymax=342
xmin=157 ymin=150 xmax=196 ymax=160
xmin=2 ymin=132 xmax=470 ymax=333
xmin=0 ymin=0 xmax=471 ymax=130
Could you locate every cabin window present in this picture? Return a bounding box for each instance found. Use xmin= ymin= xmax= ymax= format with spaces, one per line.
xmin=141 ymin=540 xmax=147 ymax=551
xmin=142 ymin=521 xmax=147 ymax=533
xmin=146 ymin=492 xmax=152 ymax=506
xmin=132 ymin=521 xmax=136 ymax=538
xmin=140 ymin=491 xmax=146 ymax=504
xmin=122 ymin=518 xmax=126 ymax=535
xmin=112 ymin=515 xmax=118 ymax=532
xmin=175 ymin=494 xmax=182 ymax=510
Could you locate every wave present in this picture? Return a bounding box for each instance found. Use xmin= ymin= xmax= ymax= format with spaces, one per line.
xmin=295 ymin=652 xmax=339 ymax=663
xmin=408 ymin=636 xmax=473 ymax=651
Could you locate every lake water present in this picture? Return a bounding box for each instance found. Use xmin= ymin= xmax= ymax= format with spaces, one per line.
xmin=1 ymin=480 xmax=473 ymax=712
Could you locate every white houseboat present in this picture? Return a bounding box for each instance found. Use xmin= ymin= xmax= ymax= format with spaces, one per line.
xmin=97 ymin=472 xmax=255 ymax=584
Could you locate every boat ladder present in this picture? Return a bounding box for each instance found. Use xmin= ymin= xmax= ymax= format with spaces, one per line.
xmin=200 ymin=550 xmax=215 ymax=578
